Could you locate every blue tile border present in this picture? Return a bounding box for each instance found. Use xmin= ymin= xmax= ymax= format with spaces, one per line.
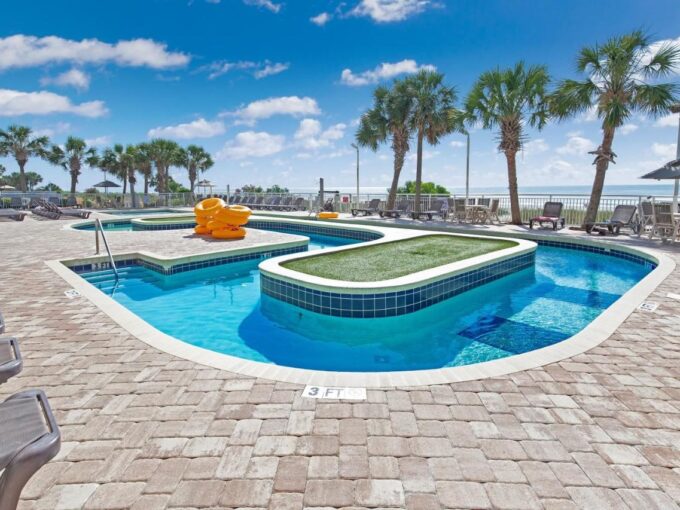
xmin=69 ymin=245 xmax=306 ymax=276
xmin=534 ymin=239 xmax=656 ymax=269
xmin=247 ymin=220 xmax=382 ymax=242
xmin=261 ymin=252 xmax=536 ymax=318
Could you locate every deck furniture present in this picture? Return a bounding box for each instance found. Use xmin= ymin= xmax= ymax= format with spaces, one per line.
xmin=529 ymin=202 xmax=565 ymax=230
xmin=411 ymin=199 xmax=447 ymax=221
xmin=652 ymin=202 xmax=680 ymax=242
xmin=0 ymin=337 xmax=22 ymax=384
xmin=351 ymin=198 xmax=381 ymax=217
xmin=39 ymin=200 xmax=91 ymax=219
xmin=638 ymin=201 xmax=655 ymax=238
xmin=291 ymin=197 xmax=307 ymax=211
xmin=0 ymin=209 xmax=26 ymax=221
xmin=487 ymin=199 xmax=501 ymax=224
xmin=449 ymin=198 xmax=468 ymax=223
xmin=585 ymin=205 xmax=638 ymax=235
xmin=379 ymin=200 xmax=409 ymax=218
xmin=264 ymin=196 xmax=281 ymax=210
xmin=0 ymin=390 xmax=61 ymax=510
xmin=274 ymin=196 xmax=293 ymax=211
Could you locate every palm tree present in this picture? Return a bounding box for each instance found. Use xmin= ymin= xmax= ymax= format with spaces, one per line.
xmin=465 ymin=62 xmax=550 ymax=225
xmin=0 ymin=125 xmax=50 ymax=192
xmin=406 ymin=70 xmax=462 ymax=213
xmin=47 ymin=136 xmax=98 ymax=195
xmin=147 ymin=139 xmax=182 ymax=193
xmin=356 ymin=80 xmax=413 ymax=210
xmin=135 ymin=143 xmax=153 ymax=195
xmin=179 ymin=145 xmax=214 ymax=193
xmin=550 ymin=31 xmax=680 ymax=227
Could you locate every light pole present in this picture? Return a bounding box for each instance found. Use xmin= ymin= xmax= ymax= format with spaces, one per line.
xmin=351 ymin=143 xmax=360 ymax=205
xmin=672 ymin=103 xmax=680 ymax=212
xmin=465 ymin=132 xmax=470 ymax=204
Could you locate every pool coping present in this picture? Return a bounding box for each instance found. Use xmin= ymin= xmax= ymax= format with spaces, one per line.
xmin=47 ymin=220 xmax=674 ymax=388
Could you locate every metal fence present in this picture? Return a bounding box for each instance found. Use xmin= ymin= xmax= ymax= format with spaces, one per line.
xmin=0 ymin=190 xmax=674 ymax=226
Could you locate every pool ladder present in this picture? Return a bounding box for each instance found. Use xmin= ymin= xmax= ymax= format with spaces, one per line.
xmin=95 ymin=219 xmax=119 ymax=280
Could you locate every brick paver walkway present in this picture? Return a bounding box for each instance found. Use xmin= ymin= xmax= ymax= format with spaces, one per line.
xmin=1 ymin=215 xmax=679 ymax=510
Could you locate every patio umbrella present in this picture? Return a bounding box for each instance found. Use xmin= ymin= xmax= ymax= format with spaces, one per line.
xmin=93 ymin=180 xmax=121 ymax=196
xmin=640 ymin=159 xmax=680 ymax=210
xmin=0 ymin=184 xmax=15 ymax=190
xmin=197 ymin=179 xmax=214 ymax=195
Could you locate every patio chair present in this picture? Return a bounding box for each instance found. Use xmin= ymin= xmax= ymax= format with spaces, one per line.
xmin=411 ymin=199 xmax=447 ymax=221
xmin=290 ymin=197 xmax=307 ymax=211
xmin=0 ymin=390 xmax=61 ymax=510
xmin=529 ymin=202 xmax=565 ymax=230
xmin=487 ymin=199 xmax=501 ymax=224
xmin=351 ymin=198 xmax=381 ymax=217
xmin=477 ymin=198 xmax=491 ymax=207
xmin=638 ymin=201 xmax=655 ymax=238
xmin=585 ymin=204 xmax=637 ymax=235
xmin=0 ymin=209 xmax=26 ymax=221
xmin=379 ymin=200 xmax=410 ymax=218
xmin=0 ymin=337 xmax=22 ymax=384
xmin=450 ymin=198 xmax=468 ymax=223
xmin=652 ymin=202 xmax=680 ymax=242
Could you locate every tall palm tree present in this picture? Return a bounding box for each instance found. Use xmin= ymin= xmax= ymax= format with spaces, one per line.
xmin=356 ymin=80 xmax=414 ymax=210
xmin=550 ymin=31 xmax=680 ymax=227
xmin=47 ymin=136 xmax=98 ymax=194
xmin=0 ymin=125 xmax=50 ymax=192
xmin=465 ymin=62 xmax=550 ymax=224
xmin=406 ymin=70 xmax=462 ymax=213
xmin=147 ymin=139 xmax=182 ymax=193
xmin=135 ymin=143 xmax=153 ymax=195
xmin=180 ymin=145 xmax=214 ymax=192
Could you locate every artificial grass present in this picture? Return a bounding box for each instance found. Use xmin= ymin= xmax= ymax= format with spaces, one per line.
xmin=282 ymin=234 xmax=517 ymax=282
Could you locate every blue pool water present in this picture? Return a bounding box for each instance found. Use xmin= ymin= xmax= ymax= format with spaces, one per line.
xmin=77 ymin=235 xmax=651 ymax=372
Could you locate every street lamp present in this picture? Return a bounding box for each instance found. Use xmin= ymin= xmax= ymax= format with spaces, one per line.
xmin=671 ymin=103 xmax=680 ymax=212
xmin=464 ymin=132 xmax=470 ymax=203
xmin=351 ymin=143 xmax=360 ymax=205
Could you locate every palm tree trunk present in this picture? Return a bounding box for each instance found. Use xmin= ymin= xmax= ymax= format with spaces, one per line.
xmin=144 ymin=175 xmax=149 ymax=195
xmin=122 ymin=178 xmax=127 ymax=195
xmin=505 ymin=150 xmax=522 ymax=225
xmin=130 ymin=179 xmax=137 ymax=208
xmin=190 ymin=175 xmax=196 ymax=193
xmin=414 ymin=129 xmax=424 ymax=213
xmin=387 ymin=148 xmax=406 ymax=210
xmin=18 ymin=160 xmax=27 ymax=192
xmin=70 ymin=170 xmax=77 ymax=195
xmin=582 ymin=128 xmax=616 ymax=228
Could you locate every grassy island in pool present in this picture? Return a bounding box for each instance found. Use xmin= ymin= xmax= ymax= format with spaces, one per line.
xmin=282 ymin=234 xmax=517 ymax=282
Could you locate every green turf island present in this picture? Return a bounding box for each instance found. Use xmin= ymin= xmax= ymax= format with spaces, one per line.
xmin=282 ymin=234 xmax=517 ymax=282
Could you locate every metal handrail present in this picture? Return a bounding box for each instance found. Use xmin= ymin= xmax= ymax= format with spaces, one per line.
xmin=95 ymin=219 xmax=119 ymax=280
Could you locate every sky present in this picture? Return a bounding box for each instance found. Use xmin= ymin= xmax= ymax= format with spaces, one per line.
xmin=0 ymin=0 xmax=679 ymax=193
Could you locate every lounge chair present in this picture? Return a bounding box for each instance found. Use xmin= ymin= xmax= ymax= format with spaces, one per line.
xmin=273 ymin=196 xmax=293 ymax=211
xmin=251 ymin=196 xmax=265 ymax=209
xmin=0 ymin=209 xmax=26 ymax=221
xmin=264 ymin=196 xmax=282 ymax=210
xmin=64 ymin=196 xmax=80 ymax=208
xmin=411 ymin=199 xmax=447 ymax=221
xmin=529 ymin=202 xmax=565 ymax=230
xmin=379 ymin=200 xmax=410 ymax=218
xmin=32 ymin=203 xmax=61 ymax=220
xmin=585 ymin=205 xmax=637 ymax=235
xmin=0 ymin=390 xmax=61 ymax=510
xmin=351 ymin=198 xmax=381 ymax=217
xmin=290 ymin=197 xmax=306 ymax=211
xmin=0 ymin=337 xmax=22 ymax=384
xmin=39 ymin=200 xmax=91 ymax=219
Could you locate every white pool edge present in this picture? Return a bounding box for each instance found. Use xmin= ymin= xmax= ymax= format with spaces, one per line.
xmin=46 ymin=232 xmax=674 ymax=388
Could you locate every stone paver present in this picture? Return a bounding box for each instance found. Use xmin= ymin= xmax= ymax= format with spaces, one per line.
xmin=2 ymin=215 xmax=680 ymax=509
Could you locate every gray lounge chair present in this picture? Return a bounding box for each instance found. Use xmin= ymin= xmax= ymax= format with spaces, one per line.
xmin=290 ymin=197 xmax=306 ymax=211
xmin=379 ymin=200 xmax=409 ymax=218
xmin=0 ymin=390 xmax=61 ymax=510
xmin=585 ymin=205 xmax=637 ymax=235
xmin=0 ymin=337 xmax=22 ymax=384
xmin=411 ymin=199 xmax=446 ymax=221
xmin=351 ymin=198 xmax=381 ymax=217
xmin=0 ymin=209 xmax=26 ymax=221
xmin=41 ymin=200 xmax=91 ymax=219
xmin=529 ymin=202 xmax=565 ymax=230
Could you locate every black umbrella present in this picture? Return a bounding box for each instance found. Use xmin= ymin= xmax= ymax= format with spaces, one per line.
xmin=640 ymin=159 xmax=680 ymax=210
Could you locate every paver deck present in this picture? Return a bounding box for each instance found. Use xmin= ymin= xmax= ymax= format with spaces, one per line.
xmin=1 ymin=213 xmax=679 ymax=510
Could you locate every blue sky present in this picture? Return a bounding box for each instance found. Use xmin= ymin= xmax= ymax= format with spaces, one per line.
xmin=1 ymin=0 xmax=679 ymax=192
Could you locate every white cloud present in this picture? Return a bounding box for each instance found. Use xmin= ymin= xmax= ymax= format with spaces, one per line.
xmin=522 ymin=138 xmax=549 ymax=156
xmin=217 ymin=131 xmax=285 ymax=159
xmin=40 ymin=68 xmax=90 ymax=91
xmin=310 ymin=12 xmax=331 ymax=25
xmin=205 ymin=60 xmax=289 ymax=80
xmin=31 ymin=121 xmax=71 ymax=138
xmin=351 ymin=0 xmax=433 ymax=22
xmin=619 ymin=123 xmax=638 ymax=135
xmin=450 ymin=140 xmax=466 ymax=148
xmin=652 ymin=142 xmax=676 ymax=160
xmin=294 ymin=118 xmax=346 ymax=149
xmin=0 ymin=89 xmax=107 ymax=117
xmin=340 ymin=59 xmax=435 ymax=86
xmin=243 ymin=0 xmax=282 ymax=13
xmin=230 ymin=96 xmax=321 ymax=125
xmin=556 ymin=134 xmax=596 ymax=155
xmin=147 ymin=118 xmax=226 ymax=139
xmin=85 ymin=135 xmax=112 ymax=147
xmin=655 ymin=113 xmax=678 ymax=128
xmin=0 ymin=35 xmax=189 ymax=70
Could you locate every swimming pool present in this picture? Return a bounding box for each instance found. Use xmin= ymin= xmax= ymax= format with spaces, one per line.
xmin=75 ymin=236 xmax=651 ymax=372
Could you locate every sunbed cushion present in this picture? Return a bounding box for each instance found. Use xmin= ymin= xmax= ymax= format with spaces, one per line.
xmin=0 ymin=397 xmax=50 ymax=470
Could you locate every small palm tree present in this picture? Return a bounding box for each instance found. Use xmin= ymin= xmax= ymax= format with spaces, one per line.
xmin=406 ymin=70 xmax=462 ymax=213
xmin=356 ymin=80 xmax=413 ymax=210
xmin=0 ymin=125 xmax=50 ymax=192
xmin=148 ymin=139 xmax=182 ymax=193
xmin=465 ymin=62 xmax=550 ymax=224
xmin=551 ymin=31 xmax=680 ymax=227
xmin=180 ymin=145 xmax=214 ymax=193
xmin=47 ymin=136 xmax=98 ymax=195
